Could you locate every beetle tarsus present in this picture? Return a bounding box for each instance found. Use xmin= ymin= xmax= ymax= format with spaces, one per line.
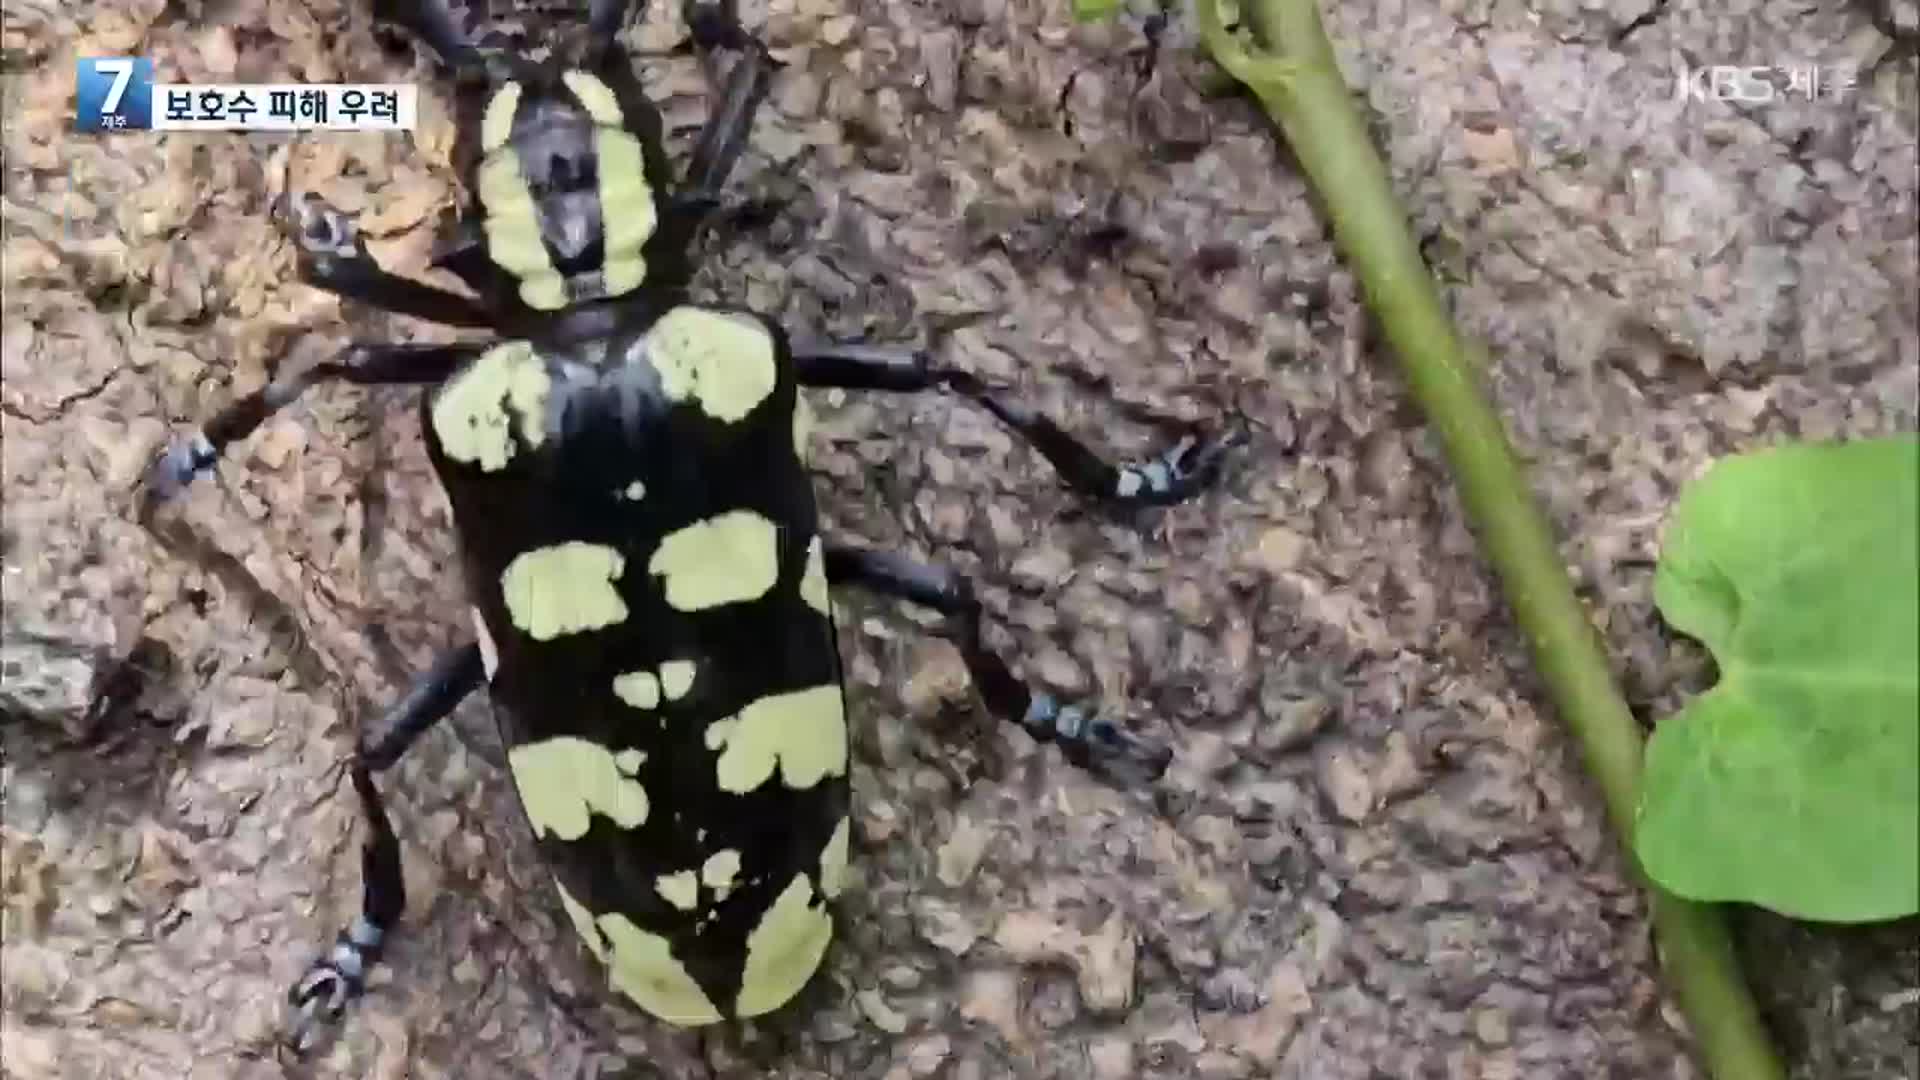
xmin=823 ymin=543 xmax=1173 ymax=788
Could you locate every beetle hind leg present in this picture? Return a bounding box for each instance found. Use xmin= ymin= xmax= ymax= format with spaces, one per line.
xmin=284 ymin=645 xmax=484 ymax=1055
xmin=286 ymin=762 xmax=404 ymax=1055
xmin=794 ymin=344 xmax=1250 ymax=510
xmin=824 ymin=543 xmax=1172 ymax=789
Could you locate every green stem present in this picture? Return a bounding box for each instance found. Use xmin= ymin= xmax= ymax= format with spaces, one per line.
xmin=1190 ymin=1 xmax=1783 ymax=1076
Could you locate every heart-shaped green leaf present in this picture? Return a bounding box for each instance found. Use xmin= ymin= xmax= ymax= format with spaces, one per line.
xmin=1635 ymin=435 xmax=1919 ymax=922
xmin=1071 ymin=0 xmax=1125 ymax=22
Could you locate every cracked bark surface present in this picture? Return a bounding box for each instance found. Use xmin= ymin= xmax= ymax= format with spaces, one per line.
xmin=2 ymin=0 xmax=1915 ymax=1077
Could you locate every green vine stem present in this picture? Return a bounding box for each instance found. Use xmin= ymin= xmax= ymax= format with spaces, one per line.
xmin=1188 ymin=1 xmax=1785 ymax=1076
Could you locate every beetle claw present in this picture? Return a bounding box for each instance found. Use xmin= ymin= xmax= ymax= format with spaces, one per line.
xmin=283 ymin=962 xmax=354 ymax=1056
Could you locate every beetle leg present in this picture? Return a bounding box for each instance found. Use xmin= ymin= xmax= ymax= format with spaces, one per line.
xmin=373 ymin=0 xmax=483 ymax=69
xmin=285 ymin=643 xmax=484 ymax=1056
xmin=136 ymin=340 xmax=485 ymax=516
xmin=794 ymin=345 xmax=1249 ymax=509
xmin=582 ymin=0 xmax=651 ymax=65
xmin=672 ymin=0 xmax=778 ymax=218
xmin=824 ymin=543 xmax=1173 ymax=789
xmin=281 ymin=191 xmax=492 ymax=327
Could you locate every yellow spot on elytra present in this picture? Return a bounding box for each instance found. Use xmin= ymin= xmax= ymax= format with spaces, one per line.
xmin=560 ymin=70 xmax=622 ymax=126
xmin=792 ymin=392 xmax=815 ymax=464
xmin=735 ymin=873 xmax=832 ymax=1018
xmin=819 ymin=818 xmax=850 ymax=899
xmin=430 ymin=341 xmax=551 ymax=471
xmin=615 ymin=748 xmax=646 ymax=772
xmin=709 ymin=685 xmax=848 ymax=794
xmin=701 ymin=849 xmax=742 ymax=900
xmin=613 ymin=670 xmax=661 ymax=710
xmin=655 ymin=869 xmax=699 ymax=911
xmin=477 ymin=153 xmax=566 ymax=310
xmin=597 ymin=913 xmax=723 ymax=1025
xmin=501 ymin=542 xmax=628 ymax=640
xmin=621 ymin=480 xmax=647 ymax=501
xmin=704 ymin=717 xmax=735 ymax=751
xmin=659 ymin=659 xmax=696 ymax=701
xmin=471 ymin=606 xmax=499 ymax=680
xmin=555 ymin=878 xmax=608 ymax=961
xmin=646 ymin=510 xmax=780 ymax=612
xmin=482 ymin=82 xmax=521 ymax=152
xmin=799 ymin=535 xmax=829 ymax=616
xmin=646 ymin=306 xmax=776 ymax=423
xmin=508 ymin=736 xmax=649 ymax=840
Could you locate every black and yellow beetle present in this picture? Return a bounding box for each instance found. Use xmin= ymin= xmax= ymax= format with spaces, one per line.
xmin=137 ymin=0 xmax=1247 ymax=1053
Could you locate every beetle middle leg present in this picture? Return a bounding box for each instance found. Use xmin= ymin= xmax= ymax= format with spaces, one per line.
xmin=285 ymin=643 xmax=484 ymax=1055
xmin=795 ymin=345 xmax=1249 ymax=509
xmin=824 ymin=542 xmax=1172 ymax=788
xmin=137 ymin=340 xmax=485 ymax=516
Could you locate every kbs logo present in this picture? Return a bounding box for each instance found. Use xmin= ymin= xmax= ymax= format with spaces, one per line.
xmin=1673 ymin=62 xmax=1856 ymax=104
xmin=75 ymin=57 xmax=155 ymax=131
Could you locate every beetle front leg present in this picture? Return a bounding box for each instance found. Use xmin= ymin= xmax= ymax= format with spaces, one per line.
xmin=285 ymin=644 xmax=484 ymax=1055
xmin=281 ymin=192 xmax=492 ymax=327
xmin=795 ymin=345 xmax=1248 ymax=509
xmin=136 ymin=339 xmax=484 ymax=518
xmin=824 ymin=543 xmax=1172 ymax=788
xmin=670 ymin=0 xmax=778 ymax=220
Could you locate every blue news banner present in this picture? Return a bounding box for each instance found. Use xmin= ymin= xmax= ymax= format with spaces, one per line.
xmin=76 ymin=57 xmax=416 ymax=132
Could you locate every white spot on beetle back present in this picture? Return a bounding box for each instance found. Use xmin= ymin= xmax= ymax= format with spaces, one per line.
xmin=471 ymin=606 xmax=499 ymax=680
xmin=655 ymin=869 xmax=699 ymax=911
xmin=646 ymin=307 xmax=776 ymax=423
xmin=819 ymin=818 xmax=850 ymax=899
xmin=597 ymin=913 xmax=723 ymax=1025
xmin=502 ymin=542 xmax=628 ymax=640
xmin=613 ymin=671 xmax=661 ymax=710
xmin=734 ymin=872 xmax=833 ymax=1018
xmin=478 ymin=153 xmax=566 ymax=311
xmin=482 ymin=82 xmax=522 ymax=152
xmin=596 ymin=128 xmax=654 ymax=296
xmin=799 ymin=536 xmax=830 ymax=616
xmin=647 ymin=511 xmax=780 ymax=612
xmin=702 ymin=849 xmax=742 ymax=899
xmin=792 ymin=392 xmax=814 ymax=464
xmin=659 ymin=659 xmax=696 ymax=701
xmin=620 ymin=480 xmax=647 ymax=501
xmin=430 ymin=341 xmax=551 ymax=471
xmin=560 ymin=70 xmax=622 ymax=126
xmin=708 ymin=685 xmax=847 ymax=794
xmin=555 ymin=878 xmax=608 ymax=962
xmin=509 ymin=736 xmax=649 ymax=840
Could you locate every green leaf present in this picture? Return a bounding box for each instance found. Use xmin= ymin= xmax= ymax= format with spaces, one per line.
xmin=1636 ymin=435 xmax=1920 ymax=923
xmin=1071 ymin=0 xmax=1125 ymax=22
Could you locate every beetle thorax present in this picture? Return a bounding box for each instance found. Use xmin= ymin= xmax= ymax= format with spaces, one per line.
xmin=474 ymin=70 xmax=661 ymax=313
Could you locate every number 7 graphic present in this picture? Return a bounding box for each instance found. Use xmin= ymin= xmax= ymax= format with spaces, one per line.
xmin=75 ymin=57 xmax=154 ymax=132
xmin=96 ymin=59 xmax=134 ymax=113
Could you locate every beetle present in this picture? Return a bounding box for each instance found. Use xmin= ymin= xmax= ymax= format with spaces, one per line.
xmin=136 ymin=0 xmax=1247 ymax=1054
